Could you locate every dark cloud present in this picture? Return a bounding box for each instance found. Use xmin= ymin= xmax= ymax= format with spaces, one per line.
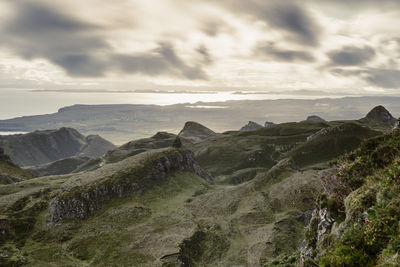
xmin=314 ymin=0 xmax=400 ymax=7
xmin=210 ymin=0 xmax=321 ymax=46
xmin=328 ymin=46 xmax=375 ymax=66
xmin=114 ymin=43 xmax=208 ymax=80
xmin=201 ymin=20 xmax=233 ymax=37
xmin=256 ymin=43 xmax=315 ymax=62
xmin=52 ymin=54 xmax=108 ymax=77
xmin=196 ymin=45 xmax=214 ymax=65
xmin=1 ymin=1 xmax=109 ymax=77
xmin=331 ymin=68 xmax=400 ymax=88
xmin=365 ymin=69 xmax=400 ymax=89
xmin=1 ymin=1 xmax=208 ymax=79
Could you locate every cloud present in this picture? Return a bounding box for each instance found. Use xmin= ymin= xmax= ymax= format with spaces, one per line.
xmin=314 ymin=0 xmax=400 ymax=7
xmin=210 ymin=0 xmax=321 ymax=46
xmin=200 ymin=20 xmax=233 ymax=37
xmin=255 ymin=43 xmax=315 ymax=62
xmin=0 ymin=1 xmax=208 ymax=79
xmin=327 ymin=46 xmax=375 ymax=66
xmin=1 ymin=1 xmax=109 ymax=77
xmin=196 ymin=45 xmax=214 ymax=65
xmin=331 ymin=68 xmax=400 ymax=88
xmin=114 ymin=43 xmax=208 ymax=80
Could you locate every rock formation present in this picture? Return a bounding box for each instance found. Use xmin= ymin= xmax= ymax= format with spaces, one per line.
xmin=178 ymin=121 xmax=217 ymax=143
xmin=306 ymin=115 xmax=325 ymax=122
xmin=50 ymin=148 xmax=213 ymax=222
xmin=239 ymin=121 xmax=263 ymax=132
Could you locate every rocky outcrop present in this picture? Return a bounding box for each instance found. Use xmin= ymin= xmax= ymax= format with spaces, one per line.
xmin=239 ymin=121 xmax=263 ymax=132
xmin=0 ymin=128 xmax=116 ymax=166
xmin=306 ymin=115 xmax=325 ymax=122
xmin=178 ymin=121 xmax=217 ymax=143
xmin=363 ymin=105 xmax=397 ymax=125
xmin=265 ymin=121 xmax=275 ymax=128
xmin=50 ymin=149 xmax=213 ymax=222
xmin=300 ymin=207 xmax=335 ymax=262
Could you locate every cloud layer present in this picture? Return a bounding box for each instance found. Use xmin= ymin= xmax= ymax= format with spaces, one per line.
xmin=0 ymin=0 xmax=399 ymax=91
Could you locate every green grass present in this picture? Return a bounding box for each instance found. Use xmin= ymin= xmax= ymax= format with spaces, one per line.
xmin=290 ymin=122 xmax=380 ymax=168
xmin=310 ymin=129 xmax=400 ymax=266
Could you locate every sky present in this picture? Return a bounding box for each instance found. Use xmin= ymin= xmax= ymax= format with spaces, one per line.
xmin=0 ymin=0 xmax=400 ymax=95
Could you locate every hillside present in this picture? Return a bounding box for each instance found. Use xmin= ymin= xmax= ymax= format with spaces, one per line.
xmin=0 ymin=128 xmax=115 ymax=167
xmin=359 ymin=105 xmax=398 ymax=132
xmin=0 ymin=105 xmax=397 ymax=266
xmin=301 ymin=128 xmax=400 ymax=266
xmin=178 ymin=121 xmax=217 ymax=143
xmin=0 ymin=148 xmax=32 ymax=185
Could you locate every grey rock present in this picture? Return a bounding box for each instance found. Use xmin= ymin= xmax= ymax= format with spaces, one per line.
xmin=239 ymin=121 xmax=263 ymax=132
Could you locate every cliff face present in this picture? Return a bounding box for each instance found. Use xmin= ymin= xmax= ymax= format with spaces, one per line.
xmin=50 ymin=148 xmax=213 ymax=222
xmin=0 ymin=128 xmax=115 ymax=166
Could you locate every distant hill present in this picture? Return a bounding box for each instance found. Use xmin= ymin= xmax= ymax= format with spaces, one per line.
xmin=0 ymin=128 xmax=115 ymax=166
xmin=0 ymin=148 xmax=32 ymax=184
xmin=25 ymin=156 xmax=91 ymax=177
xmin=306 ymin=115 xmax=325 ymax=122
xmin=0 ymin=97 xmax=399 ymax=144
xmin=359 ymin=105 xmax=398 ymax=131
xmin=178 ymin=121 xmax=217 ymax=143
xmin=239 ymin=121 xmax=264 ymax=132
xmin=74 ymin=131 xmax=177 ymax=173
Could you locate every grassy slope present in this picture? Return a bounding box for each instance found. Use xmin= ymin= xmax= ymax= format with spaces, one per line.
xmin=305 ymin=129 xmax=400 ymax=266
xmin=0 ymin=154 xmax=323 ymax=266
xmin=0 ymin=118 xmax=390 ymax=266
xmin=290 ymin=122 xmax=381 ymax=168
xmin=0 ymin=157 xmax=33 ymax=185
xmin=192 ymin=121 xmax=331 ymax=179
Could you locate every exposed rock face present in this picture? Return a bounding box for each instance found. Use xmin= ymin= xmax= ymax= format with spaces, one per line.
xmin=300 ymin=207 xmax=334 ymax=262
xmin=265 ymin=121 xmax=275 ymax=128
xmin=0 ymin=128 xmax=116 ymax=166
xmin=178 ymin=121 xmax=217 ymax=143
xmin=306 ymin=115 xmax=325 ymax=122
xmin=50 ymin=149 xmax=213 ymax=222
xmin=239 ymin=121 xmax=263 ymax=132
xmin=364 ymin=105 xmax=397 ymax=125
xmin=306 ymin=125 xmax=346 ymax=142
